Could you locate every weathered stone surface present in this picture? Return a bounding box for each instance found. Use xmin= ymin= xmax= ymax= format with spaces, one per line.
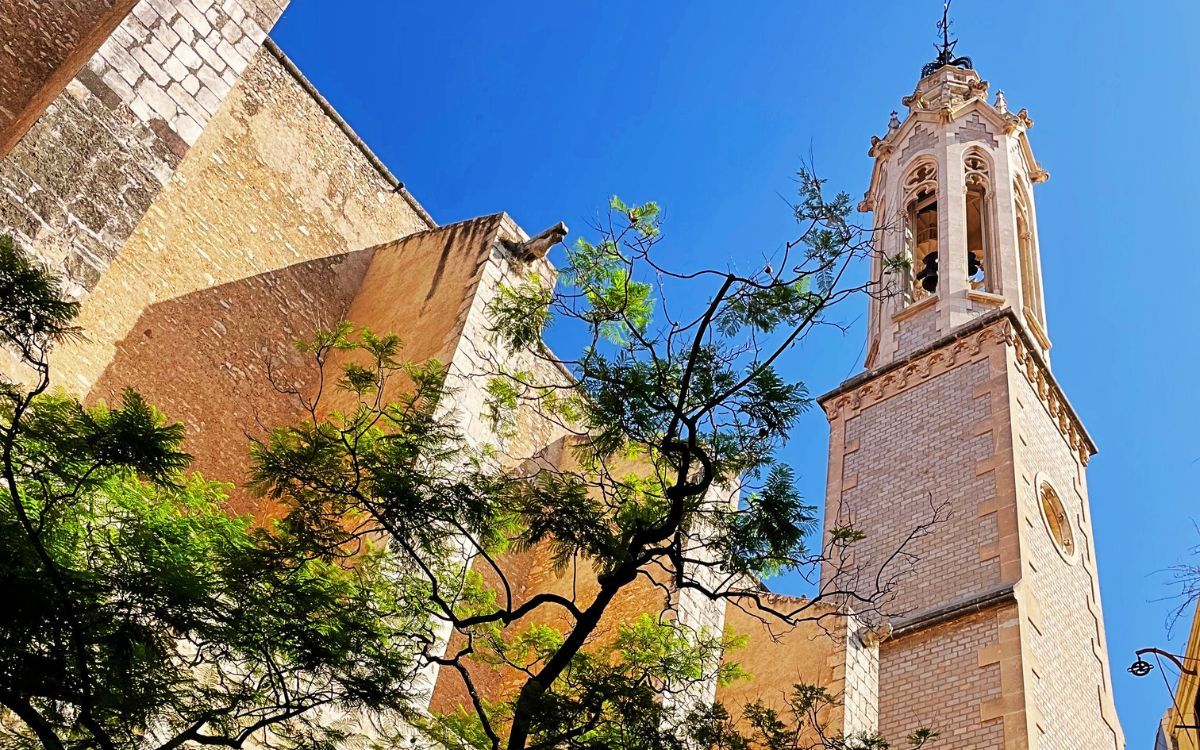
xmin=0 ymin=0 xmax=140 ymax=158
xmin=54 ymin=46 xmax=432 ymax=401
xmin=0 ymin=0 xmax=291 ymax=300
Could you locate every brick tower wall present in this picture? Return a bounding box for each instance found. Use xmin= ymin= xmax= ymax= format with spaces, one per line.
xmin=822 ymin=326 xmax=1010 ymax=616
xmin=1008 ymin=338 xmax=1123 ymax=749
xmin=877 ymin=606 xmax=1015 ymax=747
xmin=820 ymin=317 xmax=1031 ymax=748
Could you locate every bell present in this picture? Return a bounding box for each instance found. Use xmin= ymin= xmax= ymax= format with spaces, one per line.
xmin=915 ymin=251 xmax=939 ymax=293
xmin=967 ymin=250 xmax=983 ymax=278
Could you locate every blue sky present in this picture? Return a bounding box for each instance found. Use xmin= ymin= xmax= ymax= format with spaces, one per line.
xmin=273 ymin=1 xmax=1200 ymax=743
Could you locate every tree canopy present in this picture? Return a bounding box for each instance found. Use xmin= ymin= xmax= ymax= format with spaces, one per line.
xmin=0 ymin=236 xmax=435 ymax=750
xmin=0 ymin=170 xmax=936 ymax=749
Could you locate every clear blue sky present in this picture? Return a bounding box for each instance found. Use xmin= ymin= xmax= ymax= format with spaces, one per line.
xmin=272 ymin=2 xmax=1200 ymax=744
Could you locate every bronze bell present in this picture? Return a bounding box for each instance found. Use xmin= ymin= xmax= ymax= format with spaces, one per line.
xmin=915 ymin=251 xmax=939 ymax=293
xmin=967 ymin=250 xmax=983 ymax=278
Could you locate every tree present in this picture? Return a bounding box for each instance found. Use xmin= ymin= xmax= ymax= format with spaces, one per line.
xmin=0 ymin=234 xmax=437 ymax=750
xmin=250 ymin=171 xmax=940 ymax=749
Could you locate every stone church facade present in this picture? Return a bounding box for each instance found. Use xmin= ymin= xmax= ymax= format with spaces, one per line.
xmin=0 ymin=2 xmax=1124 ymax=747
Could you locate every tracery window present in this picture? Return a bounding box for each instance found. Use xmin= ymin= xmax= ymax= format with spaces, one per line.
xmin=902 ymin=162 xmax=939 ymax=303
xmin=1015 ymin=182 xmax=1045 ymax=325
xmin=964 ymin=151 xmax=994 ymax=292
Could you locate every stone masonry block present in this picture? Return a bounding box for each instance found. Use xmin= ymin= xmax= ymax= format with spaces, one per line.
xmin=220 ymin=19 xmax=243 ymax=43
xmin=195 ymin=66 xmax=230 ymax=98
xmin=144 ymin=37 xmax=171 ymax=64
xmin=133 ymin=2 xmax=160 ymax=27
xmin=194 ymin=86 xmax=221 ymax=114
xmin=130 ymin=48 xmax=170 ymax=87
xmin=194 ymin=39 xmax=227 ymax=72
xmin=232 ymin=35 xmax=258 ymax=63
xmin=173 ymin=113 xmax=202 ymax=145
xmin=137 ymin=78 xmax=178 ymax=119
xmin=173 ymin=42 xmax=203 ymax=70
xmin=163 ymin=55 xmax=188 ymax=81
xmin=100 ymin=70 xmax=136 ymax=105
xmin=222 ymin=0 xmax=246 ymax=23
xmin=171 ymin=17 xmax=195 ymax=44
xmin=176 ymin=0 xmax=213 ymax=36
xmin=166 ymin=81 xmax=207 ymax=121
xmin=153 ymin=21 xmax=183 ymax=51
xmin=240 ymin=18 xmax=267 ymax=45
xmin=147 ymin=0 xmax=180 ymax=18
xmin=100 ymin=43 xmax=144 ymax=87
xmin=215 ymin=39 xmax=248 ymax=72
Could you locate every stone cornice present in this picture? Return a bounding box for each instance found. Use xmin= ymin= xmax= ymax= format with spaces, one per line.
xmin=886 ymin=583 xmax=1017 ymax=641
xmin=818 ymin=309 xmax=1097 ymax=464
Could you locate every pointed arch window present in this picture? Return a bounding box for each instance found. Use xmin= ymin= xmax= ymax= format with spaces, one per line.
xmin=1015 ymin=182 xmax=1045 ymax=325
xmin=902 ymin=162 xmax=939 ymax=304
xmin=963 ymin=151 xmax=995 ymax=292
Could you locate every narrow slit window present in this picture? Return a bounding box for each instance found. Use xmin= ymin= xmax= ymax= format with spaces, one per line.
xmin=964 ymin=152 xmax=992 ymax=292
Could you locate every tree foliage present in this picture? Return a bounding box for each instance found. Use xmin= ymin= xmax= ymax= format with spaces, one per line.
xmin=0 ymin=167 xmax=938 ymax=750
xmin=0 ymin=236 xmax=435 ymax=750
xmin=250 ymin=173 xmax=939 ymax=748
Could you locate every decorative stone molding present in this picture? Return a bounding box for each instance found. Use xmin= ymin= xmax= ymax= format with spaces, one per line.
xmin=891 ymin=292 xmax=937 ymax=323
xmin=867 ymin=135 xmax=895 ymax=160
xmin=953 ymin=112 xmax=998 ymax=147
xmin=819 ymin=310 xmax=1096 ymax=469
xmin=898 ymin=124 xmax=936 ymax=162
xmin=1007 ymin=327 xmax=1092 ymax=466
xmin=966 ymin=289 xmax=1005 ymax=307
xmin=822 ymin=317 xmax=1007 ymax=419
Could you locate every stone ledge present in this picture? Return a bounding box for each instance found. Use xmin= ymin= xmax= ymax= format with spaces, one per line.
xmin=886 ymin=583 xmax=1016 ymax=641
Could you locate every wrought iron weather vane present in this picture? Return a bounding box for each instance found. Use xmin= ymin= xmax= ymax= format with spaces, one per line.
xmin=922 ymin=0 xmax=974 ymax=77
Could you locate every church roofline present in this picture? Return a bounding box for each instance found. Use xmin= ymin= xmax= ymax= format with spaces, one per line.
xmin=262 ymin=37 xmax=437 ymax=230
xmin=817 ymin=308 xmax=1098 ymax=458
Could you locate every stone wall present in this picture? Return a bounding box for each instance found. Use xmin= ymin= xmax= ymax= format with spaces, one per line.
xmin=0 ymin=0 xmax=139 ymax=158
xmin=842 ymin=616 xmax=880 ymax=738
xmin=90 ymin=248 xmax=373 ymax=518
xmin=0 ymin=0 xmax=292 ymax=301
xmin=716 ymin=596 xmax=875 ymax=742
xmin=47 ymin=44 xmax=431 ymax=396
xmin=56 ymin=36 xmax=443 ymax=517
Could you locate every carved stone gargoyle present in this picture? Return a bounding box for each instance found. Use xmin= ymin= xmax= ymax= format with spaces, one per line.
xmin=516 ymin=221 xmax=569 ymax=261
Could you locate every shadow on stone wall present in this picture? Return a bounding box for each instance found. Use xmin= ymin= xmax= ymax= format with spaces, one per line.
xmin=89 ymin=247 xmax=374 ymax=519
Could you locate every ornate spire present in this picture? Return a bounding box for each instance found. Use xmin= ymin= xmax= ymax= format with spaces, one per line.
xmin=921 ymin=1 xmax=973 ymax=78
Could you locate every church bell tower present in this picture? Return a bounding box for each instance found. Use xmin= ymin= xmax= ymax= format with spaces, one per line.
xmin=817 ymin=14 xmax=1125 ymax=749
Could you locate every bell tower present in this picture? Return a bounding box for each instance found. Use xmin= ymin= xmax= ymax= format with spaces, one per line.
xmin=818 ymin=10 xmax=1125 ymax=749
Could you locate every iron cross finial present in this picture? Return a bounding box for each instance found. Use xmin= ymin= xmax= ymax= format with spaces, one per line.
xmin=922 ymin=0 xmax=974 ymax=78
xmin=939 ymin=1 xmax=953 ymax=55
